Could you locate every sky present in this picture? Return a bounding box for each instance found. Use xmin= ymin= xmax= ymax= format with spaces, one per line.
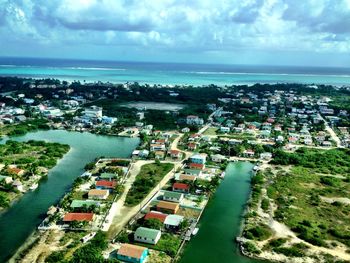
xmin=0 ymin=0 xmax=350 ymax=67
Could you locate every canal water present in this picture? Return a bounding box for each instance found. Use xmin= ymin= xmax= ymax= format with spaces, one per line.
xmin=180 ymin=162 xmax=263 ymax=263
xmin=0 ymin=130 xmax=139 ymax=262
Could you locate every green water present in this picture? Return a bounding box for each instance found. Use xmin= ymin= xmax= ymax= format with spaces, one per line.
xmin=0 ymin=130 xmax=139 ymax=262
xmin=180 ymin=162 xmax=263 ymax=263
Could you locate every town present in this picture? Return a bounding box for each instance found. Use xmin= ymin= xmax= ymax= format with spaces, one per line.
xmin=0 ymin=77 xmax=350 ymax=263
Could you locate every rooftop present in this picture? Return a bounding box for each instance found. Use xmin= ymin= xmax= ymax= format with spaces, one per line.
xmin=117 ymin=243 xmax=147 ymax=259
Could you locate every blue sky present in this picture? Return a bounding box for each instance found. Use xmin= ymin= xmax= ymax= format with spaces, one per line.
xmin=1 ymin=0 xmax=350 ymax=67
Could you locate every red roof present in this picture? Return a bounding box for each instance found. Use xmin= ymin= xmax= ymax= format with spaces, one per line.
xmin=170 ymin=150 xmax=180 ymax=155
xmin=63 ymin=213 xmax=94 ymax=222
xmin=173 ymin=183 xmax=190 ymax=191
xmin=96 ymin=180 xmax=117 ymax=188
xmin=144 ymin=211 xmax=167 ymax=223
xmin=189 ymin=163 xmax=204 ymax=169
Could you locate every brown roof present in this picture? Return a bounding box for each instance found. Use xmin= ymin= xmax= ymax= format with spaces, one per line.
xmin=157 ymin=201 xmax=179 ymax=210
xmin=8 ymin=167 xmax=24 ymax=175
xmin=179 ymin=174 xmax=196 ymax=182
xmin=117 ymin=243 xmax=147 ymax=259
xmin=144 ymin=211 xmax=167 ymax=223
xmin=63 ymin=213 xmax=94 ymax=222
xmin=88 ymin=189 xmax=109 ymax=196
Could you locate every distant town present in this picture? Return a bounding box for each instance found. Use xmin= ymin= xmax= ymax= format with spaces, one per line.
xmin=0 ymin=77 xmax=350 ymax=263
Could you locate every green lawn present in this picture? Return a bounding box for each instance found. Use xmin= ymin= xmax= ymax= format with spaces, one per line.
xmin=125 ymin=162 xmax=174 ymax=206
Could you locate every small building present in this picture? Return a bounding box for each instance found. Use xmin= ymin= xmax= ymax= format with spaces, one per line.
xmin=184 ymin=168 xmax=202 ymax=177
xmin=63 ymin=212 xmax=94 ymax=222
xmin=187 ymin=143 xmax=197 ymax=150
xmin=154 ymin=151 xmax=165 ymax=159
xmin=157 ymin=201 xmax=180 ymax=214
xmin=189 ymin=154 xmax=206 ymax=164
xmin=12 ymin=180 xmax=24 ymax=192
xmin=134 ymin=227 xmax=162 ymax=245
xmin=99 ymin=173 xmax=116 ymax=181
xmin=8 ymin=167 xmax=25 ymax=177
xmin=260 ymin=152 xmax=272 ymax=160
xmin=164 ymin=214 xmax=184 ymax=230
xmin=96 ymin=180 xmax=117 ymax=191
xmin=163 ymin=191 xmax=184 ymax=203
xmin=211 ymin=154 xmax=226 ymax=163
xmin=0 ymin=175 xmax=13 ymax=184
xmin=70 ymin=200 xmax=100 ymax=209
xmin=172 ymin=183 xmax=190 ymax=193
xmin=88 ymin=189 xmax=109 ymax=200
xmin=144 ymin=211 xmax=167 ymax=223
xmin=170 ymin=150 xmax=181 ymax=159
xmin=189 ymin=163 xmax=204 ymax=170
xmin=178 ymin=174 xmax=196 ymax=182
xmin=243 ymin=150 xmax=255 ymax=157
xmin=117 ymin=243 xmax=148 ymax=263
xmin=220 ymin=126 xmax=230 ymax=133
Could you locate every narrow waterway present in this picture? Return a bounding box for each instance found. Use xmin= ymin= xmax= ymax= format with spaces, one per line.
xmin=180 ymin=162 xmax=263 ymax=263
xmin=0 ymin=130 xmax=139 ymax=262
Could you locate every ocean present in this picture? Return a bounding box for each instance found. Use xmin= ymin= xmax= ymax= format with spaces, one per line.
xmin=0 ymin=57 xmax=350 ymax=86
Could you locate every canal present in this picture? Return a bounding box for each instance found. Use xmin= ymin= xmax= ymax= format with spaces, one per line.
xmin=180 ymin=162 xmax=263 ymax=263
xmin=0 ymin=130 xmax=139 ymax=262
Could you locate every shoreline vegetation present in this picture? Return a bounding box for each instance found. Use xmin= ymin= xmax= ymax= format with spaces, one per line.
xmin=239 ymin=148 xmax=350 ymax=263
xmin=0 ymin=140 xmax=70 ymax=211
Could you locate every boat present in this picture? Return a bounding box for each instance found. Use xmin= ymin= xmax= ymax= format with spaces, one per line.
xmin=192 ymin=228 xmax=199 ymax=235
xmin=220 ymin=172 xmax=225 ymax=179
xmin=253 ymin=165 xmax=259 ymax=171
xmin=29 ymin=183 xmax=38 ymax=190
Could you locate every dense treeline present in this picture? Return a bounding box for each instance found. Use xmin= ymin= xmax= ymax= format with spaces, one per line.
xmin=270 ymin=148 xmax=350 ymax=175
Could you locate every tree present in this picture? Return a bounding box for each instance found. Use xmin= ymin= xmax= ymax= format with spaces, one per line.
xmin=144 ymin=218 xmax=163 ymax=230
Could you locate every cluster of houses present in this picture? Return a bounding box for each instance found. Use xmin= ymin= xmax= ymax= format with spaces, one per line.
xmin=114 ymin=153 xmax=212 ymax=263
xmin=0 ymin=102 xmax=27 ymax=125
xmin=62 ymin=170 xmax=119 ymax=227
xmin=0 ymin=166 xmax=26 ymax=192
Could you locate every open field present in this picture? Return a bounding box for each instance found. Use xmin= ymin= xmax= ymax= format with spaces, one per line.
xmin=241 ymin=148 xmax=350 ymax=263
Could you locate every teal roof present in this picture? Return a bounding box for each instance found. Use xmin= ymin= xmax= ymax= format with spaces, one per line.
xmin=70 ymin=200 xmax=100 ymax=208
xmin=0 ymin=175 xmax=12 ymax=181
xmin=184 ymin=169 xmax=201 ymax=175
xmin=164 ymin=191 xmax=183 ymax=199
xmin=100 ymin=173 xmax=117 ymax=179
xmin=134 ymin=227 xmax=161 ymax=240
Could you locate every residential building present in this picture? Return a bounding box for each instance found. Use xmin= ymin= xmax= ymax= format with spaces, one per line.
xmin=164 ymin=214 xmax=184 ymax=230
xmin=117 ymin=244 xmax=148 ymax=263
xmin=63 ymin=213 xmax=94 ymax=222
xmin=88 ymin=189 xmax=109 ymax=200
xmin=163 ymin=191 xmax=184 ymax=203
xmin=172 ymin=183 xmax=190 ymax=193
xmin=134 ymin=227 xmax=162 ymax=245
xmin=156 ymin=201 xmax=180 ymax=214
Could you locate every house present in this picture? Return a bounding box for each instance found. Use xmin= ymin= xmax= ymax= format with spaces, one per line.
xmin=170 ymin=150 xmax=181 ymax=159
xmin=243 ymin=150 xmax=255 ymax=157
xmin=88 ymin=189 xmax=109 ymax=200
xmin=117 ymin=243 xmax=148 ymax=263
xmin=164 ymin=214 xmax=184 ymax=230
xmin=99 ymin=173 xmax=116 ymax=181
xmin=150 ymin=144 xmax=166 ymax=152
xmin=186 ymin=115 xmax=204 ymax=126
xmin=163 ymin=191 xmax=184 ymax=203
xmin=83 ymin=106 xmax=102 ymax=118
xmin=260 ymin=152 xmax=272 ymax=160
xmin=184 ymin=168 xmax=202 ymax=177
xmin=139 ymin=150 xmax=150 ymax=158
xmin=63 ymin=213 xmax=94 ymax=222
xmin=134 ymin=227 xmax=162 ymax=245
xmin=154 ymin=151 xmax=165 ymax=159
xmin=7 ymin=167 xmax=25 ymax=176
xmin=189 ymin=154 xmax=206 ymax=164
xmin=172 ymin=183 xmax=190 ymax=193
xmin=96 ymin=180 xmax=117 ymax=191
xmin=144 ymin=211 xmax=167 ymax=223
xmin=211 ymin=154 xmax=226 ymax=163
xmin=178 ymin=174 xmax=196 ymax=182
xmin=12 ymin=180 xmax=24 ymax=192
xmin=70 ymin=200 xmax=100 ymax=209
xmin=189 ymin=163 xmax=204 ymax=170
xmin=220 ymin=126 xmax=230 ymax=133
xmin=0 ymin=175 xmax=13 ymax=184
xmin=322 ymin=141 xmax=332 ymax=147
xmin=187 ymin=143 xmax=197 ymax=150
xmin=157 ymin=201 xmax=180 ymax=214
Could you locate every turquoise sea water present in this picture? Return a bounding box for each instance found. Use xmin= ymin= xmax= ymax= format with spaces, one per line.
xmin=0 ymin=57 xmax=350 ymax=86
